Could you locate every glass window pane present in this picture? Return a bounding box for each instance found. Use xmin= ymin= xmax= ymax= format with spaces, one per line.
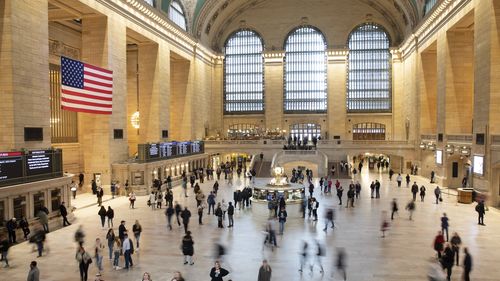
xmin=424 ymin=0 xmax=438 ymax=16
xmin=347 ymin=24 xmax=391 ymax=112
xmin=224 ymin=30 xmax=264 ymax=114
xmin=169 ymin=0 xmax=187 ymax=31
xmin=284 ymin=27 xmax=327 ymax=113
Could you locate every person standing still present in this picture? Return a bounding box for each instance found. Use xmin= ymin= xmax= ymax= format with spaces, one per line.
xmin=278 ymin=207 xmax=287 ymax=235
xmin=391 ymin=198 xmax=398 ymax=220
xmin=420 ymin=185 xmax=426 ymax=202
xmin=181 ymin=231 xmax=194 ymax=265
xmin=227 ymin=202 xmax=234 ymax=227
xmin=98 ymin=206 xmax=107 ymax=228
xmin=475 ymin=200 xmax=485 ymax=225
xmin=198 ymin=204 xmax=204 ymax=225
xmin=396 ymin=174 xmax=402 ymax=187
xmin=411 ymin=182 xmax=418 ymax=201
xmin=181 ymin=207 xmax=191 ymax=233
xmin=132 ymin=220 xmax=142 ymax=250
xmin=434 ymin=186 xmax=441 ymax=204
xmin=258 ymin=259 xmax=272 ymax=281
xmin=450 ymin=232 xmax=462 ymax=266
xmin=27 ymin=261 xmax=40 ymax=281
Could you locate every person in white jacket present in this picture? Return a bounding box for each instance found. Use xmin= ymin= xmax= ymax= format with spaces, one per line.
xmin=148 ymin=192 xmax=157 ymax=210
xmin=221 ymin=199 xmax=228 ymax=220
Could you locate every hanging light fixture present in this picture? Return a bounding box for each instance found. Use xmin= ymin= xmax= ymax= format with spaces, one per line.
xmin=419 ymin=142 xmax=426 ymax=150
xmin=445 ymin=144 xmax=454 ymax=154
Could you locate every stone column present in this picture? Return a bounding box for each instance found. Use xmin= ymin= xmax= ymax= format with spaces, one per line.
xmin=80 ymin=16 xmax=128 ymax=186
xmin=137 ymin=41 xmax=170 ymax=143
xmin=0 ymin=0 xmax=50 ymax=150
xmin=264 ymin=58 xmax=284 ymax=131
xmin=327 ymin=54 xmax=347 ymax=140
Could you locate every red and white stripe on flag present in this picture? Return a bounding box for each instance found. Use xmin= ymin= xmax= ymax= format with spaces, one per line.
xmin=60 ymin=56 xmax=113 ymax=115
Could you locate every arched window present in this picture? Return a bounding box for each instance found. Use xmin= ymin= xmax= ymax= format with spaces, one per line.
xmin=424 ymin=0 xmax=438 ymax=16
xmin=169 ymin=0 xmax=187 ymax=31
xmin=284 ymin=26 xmax=327 ymax=113
xmin=224 ymin=30 xmax=264 ymax=114
xmin=352 ymin=122 xmax=386 ymax=140
xmin=289 ymin=123 xmax=321 ymax=141
xmin=347 ymin=23 xmax=391 ymax=112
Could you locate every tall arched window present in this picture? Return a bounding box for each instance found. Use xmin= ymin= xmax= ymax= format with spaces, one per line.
xmin=284 ymin=26 xmax=327 ymax=113
xmin=347 ymin=23 xmax=391 ymax=112
xmin=169 ymin=0 xmax=187 ymax=31
xmin=224 ymin=29 xmax=264 ymax=114
xmin=424 ymin=0 xmax=438 ymax=16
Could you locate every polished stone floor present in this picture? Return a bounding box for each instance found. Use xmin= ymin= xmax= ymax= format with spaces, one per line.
xmin=2 ymin=169 xmax=500 ymax=281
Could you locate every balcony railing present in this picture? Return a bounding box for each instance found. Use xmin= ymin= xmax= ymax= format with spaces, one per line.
xmin=446 ymin=134 xmax=473 ymax=143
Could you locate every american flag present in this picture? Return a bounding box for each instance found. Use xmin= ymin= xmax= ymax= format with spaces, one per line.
xmin=61 ymin=56 xmax=113 ymax=115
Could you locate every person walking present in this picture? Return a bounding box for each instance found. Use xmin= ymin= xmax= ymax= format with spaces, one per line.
xmin=391 ymin=198 xmax=398 ymax=220
xmin=94 ymin=237 xmax=105 ymax=272
xmin=299 ymin=241 xmax=309 ymax=273
xmin=60 ymin=202 xmax=71 ymax=226
xmin=405 ymin=200 xmax=416 ymax=220
xmin=112 ymin=239 xmax=121 ymax=270
xmin=210 ymin=260 xmax=229 ymax=281
xmin=132 ymin=220 xmax=142 ymax=250
xmin=278 ymin=207 xmax=287 ymax=235
xmin=197 ymin=203 xmax=204 ymax=225
xmin=19 ymin=216 xmax=30 ymax=241
xmin=166 ymin=204 xmax=174 ymax=230
xmin=227 ymin=202 xmax=234 ymax=227
xmin=175 ymin=202 xmax=182 ymax=227
xmin=105 ymin=229 xmax=115 ymax=260
xmin=433 ymin=231 xmax=445 ymax=258
xmin=441 ymin=213 xmax=449 ymax=241
xmin=98 ymin=206 xmax=107 ymax=228
xmin=323 ymin=208 xmax=335 ymax=232
xmin=463 ymin=247 xmax=473 ymax=281
xmin=182 ymin=176 xmax=188 ymax=197
xmin=148 ymin=192 xmax=156 ymax=210
xmin=434 ymin=186 xmax=441 ymax=204
xmin=396 ymin=174 xmax=402 ymax=187
xmin=181 ymin=207 xmax=191 ymax=233
xmin=106 ymin=206 xmax=114 ymax=228
xmin=258 ymin=259 xmax=272 ymax=281
xmin=36 ymin=208 xmax=49 ymax=233
xmin=171 ymin=271 xmax=185 ymax=281
xmin=475 ymin=200 xmax=485 ymax=225
xmin=375 ymin=180 xmax=381 ymax=198
xmin=0 ymin=234 xmax=11 ymax=268
xmin=411 ymin=182 xmax=418 ymax=201
xmin=122 ymin=233 xmax=133 ymax=269
xmin=333 ymin=248 xmax=347 ymax=281
xmin=420 ymin=185 xmax=426 ymax=202
xmin=118 ymin=221 xmax=127 ymax=244
xmin=346 ymin=187 xmax=355 ymax=208
xmin=312 ymin=198 xmax=319 ymax=221
xmin=30 ymin=226 xmax=46 ymax=257
xmin=181 ymin=231 xmax=194 ymax=265
xmin=370 ymin=181 xmax=375 ymax=198
xmin=311 ymin=241 xmax=325 ymax=274
xmin=450 ymin=232 xmax=462 ymax=266
xmin=75 ymin=246 xmax=92 ymax=281
xmin=405 ymin=174 xmax=411 ymax=187
xmin=442 ymin=243 xmax=454 ymax=281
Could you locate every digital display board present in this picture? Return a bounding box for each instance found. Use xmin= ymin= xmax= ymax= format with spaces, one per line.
xmin=191 ymin=141 xmax=201 ymax=154
xmin=159 ymin=142 xmax=176 ymax=158
xmin=178 ymin=142 xmax=190 ymax=155
xmin=149 ymin=143 xmax=159 ymax=158
xmin=25 ymin=150 xmax=53 ymax=176
xmin=473 ymin=155 xmax=484 ymax=176
xmin=0 ymin=152 xmax=23 ymax=181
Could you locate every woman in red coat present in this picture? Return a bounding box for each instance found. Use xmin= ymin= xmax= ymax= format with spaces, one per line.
xmin=433 ymin=231 xmax=445 ymax=258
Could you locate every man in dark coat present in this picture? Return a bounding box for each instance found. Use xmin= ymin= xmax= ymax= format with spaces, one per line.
xmin=118 ymin=220 xmax=127 ymax=243
xmin=6 ymin=218 xmax=18 ymax=244
xmin=463 ymin=247 xmax=473 ymax=281
xmin=411 ymin=182 xmax=419 ymax=201
xmin=475 ymin=200 xmax=485 ymax=225
xmin=59 ymin=202 xmax=71 ymax=226
xmin=181 ymin=207 xmax=191 ymax=233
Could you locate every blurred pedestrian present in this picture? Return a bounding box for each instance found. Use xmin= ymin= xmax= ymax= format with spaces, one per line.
xmin=463 ymin=247 xmax=472 ymax=281
xmin=332 ymin=248 xmax=347 ymax=281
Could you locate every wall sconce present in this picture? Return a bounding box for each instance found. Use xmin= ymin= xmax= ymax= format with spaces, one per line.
xmin=445 ymin=144 xmax=454 ymax=154
xmin=419 ymin=142 xmax=426 ymax=150
xmin=131 ymin=111 xmax=140 ymax=129
xmin=426 ymin=143 xmax=436 ymax=151
xmin=460 ymin=146 xmax=470 ymax=156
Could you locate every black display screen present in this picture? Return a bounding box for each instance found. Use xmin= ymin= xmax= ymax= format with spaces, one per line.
xmin=0 ymin=152 xmax=24 ymax=181
xmin=25 ymin=150 xmax=53 ymax=176
xmin=191 ymin=141 xmax=201 ymax=153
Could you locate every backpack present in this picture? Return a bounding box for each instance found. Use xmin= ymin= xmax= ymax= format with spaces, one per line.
xmin=475 ymin=205 xmax=480 ymax=212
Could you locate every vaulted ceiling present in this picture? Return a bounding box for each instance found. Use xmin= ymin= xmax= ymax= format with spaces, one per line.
xmin=187 ymin=0 xmax=425 ymax=51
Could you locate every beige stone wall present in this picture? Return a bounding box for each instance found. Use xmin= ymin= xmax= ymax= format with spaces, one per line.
xmin=419 ymin=48 xmax=438 ymax=135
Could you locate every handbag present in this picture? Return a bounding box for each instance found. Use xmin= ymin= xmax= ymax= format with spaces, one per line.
xmin=439 ymin=196 xmax=443 ymax=202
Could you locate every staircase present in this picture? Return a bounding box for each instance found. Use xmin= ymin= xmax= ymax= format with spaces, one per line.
xmin=327 ymin=162 xmax=351 ymax=179
xmin=255 ymin=161 xmax=272 ymax=177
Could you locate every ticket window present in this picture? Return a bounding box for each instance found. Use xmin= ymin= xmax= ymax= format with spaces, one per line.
xmin=33 ymin=192 xmax=45 ymax=216
xmin=13 ymin=196 xmax=26 ymax=220
xmin=51 ymin=189 xmax=61 ymax=212
xmin=0 ymin=200 xmax=5 ymax=226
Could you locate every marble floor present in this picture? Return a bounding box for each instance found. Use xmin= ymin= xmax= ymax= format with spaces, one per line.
xmin=1 ymin=169 xmax=500 ymax=281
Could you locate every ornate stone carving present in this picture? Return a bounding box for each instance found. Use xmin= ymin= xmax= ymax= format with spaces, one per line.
xmin=49 ymin=39 xmax=80 ymax=59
